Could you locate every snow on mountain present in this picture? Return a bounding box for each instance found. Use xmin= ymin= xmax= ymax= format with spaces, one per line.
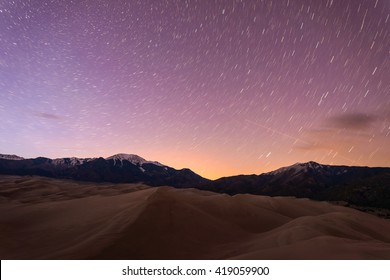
xmin=0 ymin=153 xmax=166 ymax=171
xmin=106 ymin=154 xmax=148 ymax=165
xmin=0 ymin=154 xmax=25 ymax=160
xmin=52 ymin=157 xmax=95 ymax=166
xmin=106 ymin=153 xmax=165 ymax=167
xmin=266 ymin=161 xmax=324 ymax=176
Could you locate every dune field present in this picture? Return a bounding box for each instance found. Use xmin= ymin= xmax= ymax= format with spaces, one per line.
xmin=1 ymin=175 xmax=390 ymax=259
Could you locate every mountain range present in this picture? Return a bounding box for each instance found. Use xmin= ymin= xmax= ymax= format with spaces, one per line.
xmin=0 ymin=153 xmax=207 ymax=188
xmin=1 ymin=153 xmax=389 ymax=209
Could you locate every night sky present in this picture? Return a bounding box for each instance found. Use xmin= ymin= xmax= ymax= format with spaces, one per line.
xmin=1 ymin=0 xmax=389 ymax=179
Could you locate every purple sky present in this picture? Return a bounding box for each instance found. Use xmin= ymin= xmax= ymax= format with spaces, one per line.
xmin=1 ymin=0 xmax=389 ymax=179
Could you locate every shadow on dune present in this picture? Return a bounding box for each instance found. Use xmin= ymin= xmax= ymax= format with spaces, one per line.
xmin=1 ymin=175 xmax=390 ymax=259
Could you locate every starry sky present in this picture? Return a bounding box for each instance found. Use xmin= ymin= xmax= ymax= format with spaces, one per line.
xmin=0 ymin=0 xmax=389 ymax=179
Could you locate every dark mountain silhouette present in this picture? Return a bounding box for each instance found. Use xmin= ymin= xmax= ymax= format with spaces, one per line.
xmin=1 ymin=154 xmax=389 ymax=209
xmin=0 ymin=153 xmax=209 ymax=188
xmin=205 ymin=161 xmax=390 ymax=209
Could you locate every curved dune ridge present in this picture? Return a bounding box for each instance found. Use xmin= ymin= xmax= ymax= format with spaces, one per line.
xmin=1 ymin=175 xmax=390 ymax=259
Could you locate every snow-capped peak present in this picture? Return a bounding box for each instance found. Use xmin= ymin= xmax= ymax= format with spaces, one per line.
xmin=106 ymin=154 xmax=148 ymax=165
xmin=106 ymin=153 xmax=165 ymax=167
xmin=52 ymin=157 xmax=95 ymax=166
xmin=0 ymin=154 xmax=24 ymax=161
xmin=266 ymin=161 xmax=323 ymax=175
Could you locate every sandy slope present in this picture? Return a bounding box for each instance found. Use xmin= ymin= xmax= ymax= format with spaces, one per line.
xmin=1 ymin=175 xmax=390 ymax=259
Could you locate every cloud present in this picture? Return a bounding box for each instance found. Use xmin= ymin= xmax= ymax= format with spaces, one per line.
xmin=290 ymin=111 xmax=388 ymax=164
xmin=326 ymin=113 xmax=377 ymax=130
xmin=293 ymin=113 xmax=378 ymax=152
xmin=34 ymin=112 xmax=63 ymax=120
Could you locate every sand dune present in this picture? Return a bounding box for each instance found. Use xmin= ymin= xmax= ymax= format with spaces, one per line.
xmin=1 ymin=175 xmax=390 ymax=259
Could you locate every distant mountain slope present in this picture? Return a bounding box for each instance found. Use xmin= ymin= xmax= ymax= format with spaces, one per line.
xmin=205 ymin=162 xmax=390 ymax=209
xmin=1 ymin=154 xmax=390 ymax=209
xmin=0 ymin=154 xmax=24 ymax=161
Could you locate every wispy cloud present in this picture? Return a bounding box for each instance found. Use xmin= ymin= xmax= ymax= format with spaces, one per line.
xmin=293 ymin=112 xmax=380 ymax=153
xmin=34 ymin=112 xmax=63 ymax=120
xmin=326 ymin=113 xmax=377 ymax=130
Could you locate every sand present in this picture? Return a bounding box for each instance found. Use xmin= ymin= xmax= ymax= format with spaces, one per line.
xmin=1 ymin=175 xmax=390 ymax=259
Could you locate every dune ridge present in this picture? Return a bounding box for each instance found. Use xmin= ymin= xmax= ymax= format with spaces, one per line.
xmin=1 ymin=175 xmax=390 ymax=259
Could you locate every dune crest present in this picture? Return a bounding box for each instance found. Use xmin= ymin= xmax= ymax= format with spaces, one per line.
xmin=1 ymin=175 xmax=390 ymax=259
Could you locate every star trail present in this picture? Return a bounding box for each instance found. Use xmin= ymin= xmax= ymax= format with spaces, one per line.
xmin=0 ymin=0 xmax=389 ymax=179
